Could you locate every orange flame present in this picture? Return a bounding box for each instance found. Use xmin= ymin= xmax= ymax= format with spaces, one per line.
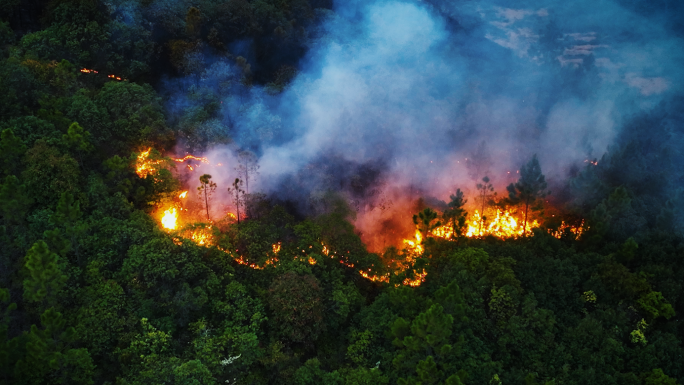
xmin=418 ymin=209 xmax=540 ymax=240
xmin=403 ymin=230 xmax=423 ymax=254
xmin=173 ymin=155 xmax=210 ymax=164
xmin=136 ymin=148 xmax=163 ymax=178
xmin=179 ymin=191 xmax=188 ymax=199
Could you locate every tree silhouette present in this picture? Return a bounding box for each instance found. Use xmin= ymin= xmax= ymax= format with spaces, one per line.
xmin=227 ymin=178 xmax=245 ymax=224
xmin=506 ymin=155 xmax=549 ymax=236
xmin=442 ymin=189 xmax=467 ymax=239
xmin=476 ymin=176 xmax=496 ymax=236
xmin=235 ymin=151 xmax=259 ymax=195
xmin=413 ymin=208 xmax=441 ymax=241
xmin=197 ymin=174 xmax=216 ymax=221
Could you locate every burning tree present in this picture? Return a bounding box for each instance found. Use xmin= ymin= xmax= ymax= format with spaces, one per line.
xmin=197 ymin=174 xmax=216 ymax=221
xmin=506 ymin=155 xmax=550 ymax=237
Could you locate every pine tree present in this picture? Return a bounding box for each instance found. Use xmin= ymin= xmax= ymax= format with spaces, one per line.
xmin=23 ymin=241 xmax=67 ymax=308
xmin=235 ymin=151 xmax=259 ymax=195
xmin=15 ymin=308 xmax=95 ymax=384
xmin=442 ymin=189 xmax=467 ymax=239
xmin=227 ymin=178 xmax=245 ymax=224
xmin=506 ymin=155 xmax=549 ymax=237
xmin=49 ymin=192 xmax=87 ymax=265
xmin=197 ymin=174 xmax=216 ymax=221
xmin=476 ymin=176 xmax=496 ymax=235
xmin=413 ymin=208 xmax=441 ymax=241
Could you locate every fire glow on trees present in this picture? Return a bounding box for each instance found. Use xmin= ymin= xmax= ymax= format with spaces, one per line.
xmin=140 ymin=147 xmax=584 ymax=288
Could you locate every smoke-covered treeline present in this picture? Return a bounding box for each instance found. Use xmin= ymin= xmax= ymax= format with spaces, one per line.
xmin=0 ymin=0 xmax=684 ymax=384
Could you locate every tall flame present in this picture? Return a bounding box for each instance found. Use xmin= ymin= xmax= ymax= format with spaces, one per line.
xmin=161 ymin=208 xmax=178 ymax=230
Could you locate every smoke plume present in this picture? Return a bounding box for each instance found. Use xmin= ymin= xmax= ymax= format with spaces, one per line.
xmin=161 ymin=0 xmax=684 ymax=251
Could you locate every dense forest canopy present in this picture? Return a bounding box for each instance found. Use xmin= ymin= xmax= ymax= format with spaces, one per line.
xmin=1 ymin=0 xmax=684 ymax=384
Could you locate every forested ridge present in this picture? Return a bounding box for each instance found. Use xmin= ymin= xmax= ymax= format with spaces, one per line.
xmin=1 ymin=1 xmax=684 ymax=384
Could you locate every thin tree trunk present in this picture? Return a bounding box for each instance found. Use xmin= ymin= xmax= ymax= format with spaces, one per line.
xmin=235 ymin=191 xmax=240 ymax=224
xmin=204 ymin=187 xmax=210 ymax=221
xmin=480 ymin=191 xmax=486 ymax=236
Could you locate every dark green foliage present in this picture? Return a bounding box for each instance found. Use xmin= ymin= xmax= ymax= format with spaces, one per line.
xmin=268 ymin=271 xmax=324 ymax=343
xmin=22 ymin=241 xmax=66 ymax=307
xmin=0 ymin=128 xmax=26 ymax=176
xmin=22 ymin=139 xmax=81 ymax=207
xmin=0 ymin=174 xmax=33 ymax=225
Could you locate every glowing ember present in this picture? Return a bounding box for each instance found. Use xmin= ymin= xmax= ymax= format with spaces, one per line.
xmin=161 ymin=207 xmax=178 ymax=230
xmin=307 ymin=256 xmax=317 ymax=265
xmin=272 ymin=243 xmax=281 ymax=254
xmin=80 ymin=68 xmax=98 ymax=73
xmin=179 ymin=191 xmax=188 ymax=199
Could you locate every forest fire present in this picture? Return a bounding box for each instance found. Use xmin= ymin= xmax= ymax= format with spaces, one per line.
xmin=136 ymin=147 xmax=581 ymax=289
